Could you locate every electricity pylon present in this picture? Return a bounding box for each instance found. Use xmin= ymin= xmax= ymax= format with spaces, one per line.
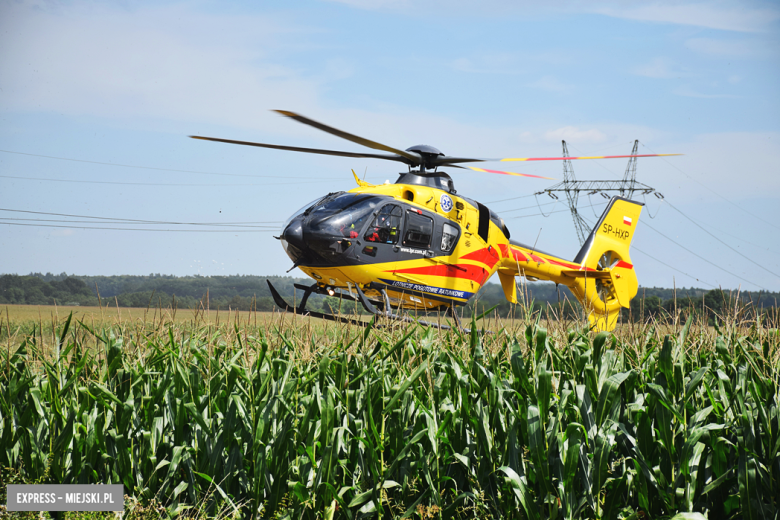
xmin=538 ymin=140 xmax=660 ymax=246
xmin=621 ymin=140 xmax=640 ymax=199
xmin=561 ymin=141 xmax=591 ymax=245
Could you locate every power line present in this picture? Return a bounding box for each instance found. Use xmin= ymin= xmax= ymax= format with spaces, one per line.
xmin=1 ymin=222 xmax=275 ymax=233
xmin=632 ymin=246 xmax=717 ymax=289
xmin=507 ymin=199 xmax=608 ymax=220
xmin=534 ymin=192 xmax=560 ymax=217
xmin=0 ymin=218 xmax=279 ymax=229
xmin=657 ymin=201 xmax=780 ymax=255
xmin=0 ymin=149 xmax=340 ymax=180
xmin=662 ymin=199 xmax=780 ymax=277
xmin=639 ymin=141 xmax=780 ymax=232
xmin=640 ymin=220 xmax=766 ymax=290
xmin=0 ymin=174 xmax=335 ymax=187
xmin=496 ymin=198 xmax=559 ymax=215
xmin=484 ymin=193 xmax=536 ymax=204
xmin=0 ymin=207 xmax=283 ymax=225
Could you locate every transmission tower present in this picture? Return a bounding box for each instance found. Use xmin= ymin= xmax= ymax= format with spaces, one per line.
xmin=538 ymin=140 xmax=661 ymax=246
xmin=561 ymin=141 xmax=591 ymax=245
xmin=621 ymin=140 xmax=640 ymax=199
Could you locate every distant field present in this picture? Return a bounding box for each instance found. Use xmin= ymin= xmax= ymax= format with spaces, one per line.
xmin=3 ymin=302 xmax=275 ymax=324
xmin=1 ymin=303 xmax=370 ymax=343
xmin=0 ymin=302 xmax=725 ymax=344
xmin=1 ymin=302 xmax=534 ymax=348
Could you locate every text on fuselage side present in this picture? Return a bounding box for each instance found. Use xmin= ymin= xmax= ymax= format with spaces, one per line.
xmin=387 ymin=280 xmax=466 ymax=298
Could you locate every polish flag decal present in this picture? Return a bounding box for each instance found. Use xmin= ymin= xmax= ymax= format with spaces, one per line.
xmin=623 ymin=216 xmax=632 ymax=226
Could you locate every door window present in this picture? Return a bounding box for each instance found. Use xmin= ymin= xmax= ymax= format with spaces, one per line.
xmin=404 ymin=210 xmax=434 ymax=248
xmin=441 ymin=222 xmax=459 ymax=252
xmin=364 ymin=204 xmax=403 ymax=244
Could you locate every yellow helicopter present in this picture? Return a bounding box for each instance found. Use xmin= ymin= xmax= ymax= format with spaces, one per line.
xmin=192 ymin=111 xmax=678 ymax=331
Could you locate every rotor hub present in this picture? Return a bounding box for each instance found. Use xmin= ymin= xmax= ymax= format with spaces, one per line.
xmin=405 ymin=144 xmax=444 ymax=170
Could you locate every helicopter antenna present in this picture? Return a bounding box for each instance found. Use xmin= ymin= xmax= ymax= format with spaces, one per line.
xmin=530 ymin=227 xmax=543 ymax=256
xmin=537 ymin=139 xmax=662 ymax=246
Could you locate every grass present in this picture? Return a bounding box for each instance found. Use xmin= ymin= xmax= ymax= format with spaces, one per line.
xmin=1 ymin=301 xmax=778 ymax=519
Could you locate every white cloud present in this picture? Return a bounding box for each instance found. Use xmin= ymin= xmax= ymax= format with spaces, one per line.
xmin=451 ymin=54 xmax=520 ymax=75
xmin=673 ymin=85 xmax=739 ymax=98
xmin=593 ymin=1 xmax=780 ymax=33
xmin=685 ymin=37 xmax=770 ymax=58
xmin=451 ymin=50 xmax=573 ymax=75
xmin=322 ymin=0 xmax=412 ymax=9
xmin=0 ymin=2 xmax=323 ymax=132
xmin=527 ymin=76 xmax=573 ymax=93
xmin=511 ymin=123 xmax=665 ymax=151
xmin=543 ymin=127 xmax=608 ymax=144
xmin=321 ymin=0 xmax=780 ymax=32
xmin=632 ymin=57 xmax=688 ymax=79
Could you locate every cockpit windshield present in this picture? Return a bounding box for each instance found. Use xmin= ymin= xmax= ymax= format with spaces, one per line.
xmin=280 ymin=192 xmax=341 ymax=235
xmin=305 ymin=192 xmax=381 ymax=239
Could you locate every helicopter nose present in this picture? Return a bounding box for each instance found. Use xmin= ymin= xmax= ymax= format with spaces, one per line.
xmin=281 ymin=218 xmax=306 ymax=262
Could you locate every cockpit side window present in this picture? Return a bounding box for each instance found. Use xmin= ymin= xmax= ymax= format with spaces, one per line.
xmin=476 ymin=202 xmax=490 ymax=243
xmin=404 ymin=210 xmax=433 ymax=248
xmin=364 ymin=204 xmax=403 ymax=244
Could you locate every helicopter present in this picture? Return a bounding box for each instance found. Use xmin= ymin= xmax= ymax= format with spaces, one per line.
xmin=191 ymin=111 xmax=679 ymax=331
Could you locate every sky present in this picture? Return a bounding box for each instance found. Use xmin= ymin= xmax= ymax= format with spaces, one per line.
xmin=1 ymin=0 xmax=779 ymax=292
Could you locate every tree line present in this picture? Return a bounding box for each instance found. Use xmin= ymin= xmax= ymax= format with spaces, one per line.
xmin=2 ymin=273 xmax=777 ymax=323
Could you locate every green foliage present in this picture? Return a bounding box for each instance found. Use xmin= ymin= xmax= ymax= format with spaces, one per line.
xmin=0 ymin=275 xmax=94 ymax=306
xmin=2 ymin=273 xmax=328 ymax=311
xmin=1 ymin=313 xmax=778 ymax=519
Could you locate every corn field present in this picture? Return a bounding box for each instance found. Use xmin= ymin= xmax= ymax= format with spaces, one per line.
xmin=1 ymin=309 xmax=778 ymax=519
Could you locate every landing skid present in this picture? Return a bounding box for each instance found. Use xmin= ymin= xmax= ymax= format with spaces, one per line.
xmin=266 ymin=280 xmax=467 ymax=332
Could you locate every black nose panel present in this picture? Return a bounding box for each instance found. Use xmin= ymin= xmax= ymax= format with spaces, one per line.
xmin=281 ymin=218 xmax=306 ymax=263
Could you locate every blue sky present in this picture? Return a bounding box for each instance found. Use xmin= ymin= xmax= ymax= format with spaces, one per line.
xmin=1 ymin=0 xmax=779 ymax=291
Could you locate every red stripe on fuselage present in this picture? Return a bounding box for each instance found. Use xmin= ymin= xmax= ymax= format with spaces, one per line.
xmin=500 ymin=244 xmax=528 ymax=262
xmin=462 ymin=247 xmax=499 ymax=269
xmin=508 ymin=245 xmax=599 ymax=271
xmin=509 ymin=247 xmax=528 ymax=262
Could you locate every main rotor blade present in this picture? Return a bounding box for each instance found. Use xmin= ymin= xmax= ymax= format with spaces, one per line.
xmin=273 ymin=110 xmax=422 ymax=165
xmin=433 ymin=153 xmax=682 ymax=167
xmin=431 ymin=156 xmax=489 ymax=166
xmin=190 ymin=136 xmax=410 ymax=163
xmin=499 ymin=153 xmax=682 ymax=162
xmin=450 ymin=165 xmax=554 ymax=180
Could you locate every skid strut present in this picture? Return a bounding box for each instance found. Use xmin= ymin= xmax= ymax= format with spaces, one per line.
xmin=266 ymin=280 xmax=367 ymax=327
xmin=266 ymin=280 xmax=466 ymax=331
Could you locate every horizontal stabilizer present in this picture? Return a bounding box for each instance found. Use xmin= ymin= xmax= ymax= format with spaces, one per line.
xmin=561 ymin=269 xmax=610 ymax=279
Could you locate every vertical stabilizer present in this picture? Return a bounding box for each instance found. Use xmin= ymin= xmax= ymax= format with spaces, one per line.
xmin=568 ymin=196 xmax=643 ymax=330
